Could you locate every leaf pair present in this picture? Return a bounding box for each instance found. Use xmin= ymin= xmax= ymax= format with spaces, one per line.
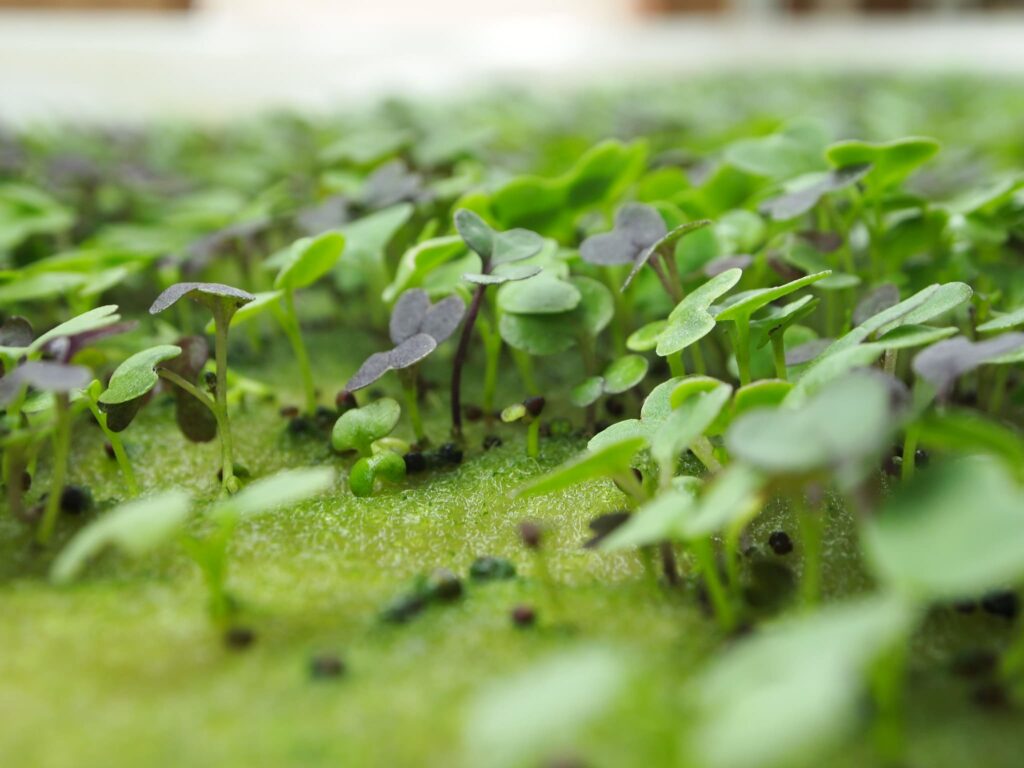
xmin=346 ymin=290 xmax=466 ymax=391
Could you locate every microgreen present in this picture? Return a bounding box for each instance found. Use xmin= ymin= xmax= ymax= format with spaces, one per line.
xmin=450 ymin=208 xmax=544 ymax=436
xmin=515 ymin=436 xmax=646 ymax=502
xmin=347 ymin=289 xmax=465 ymax=442
xmin=656 ymin=267 xmax=742 ymax=375
xmin=331 ymin=398 xmax=402 ymax=457
xmin=150 ymin=282 xmax=255 ymax=493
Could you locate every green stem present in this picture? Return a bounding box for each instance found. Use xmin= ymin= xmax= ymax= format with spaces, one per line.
xmin=526 ymin=418 xmax=540 ymax=458
xmin=512 ymin=348 xmax=538 ymax=395
xmin=690 ymin=339 xmax=707 ymax=376
xmin=901 ymin=424 xmax=920 ymax=483
xmin=691 ymin=536 xmax=735 ymax=631
xmin=668 ymin=352 xmax=686 ymax=378
xmin=691 ymin=436 xmax=722 ymax=473
xmin=86 ymin=401 xmax=138 ymax=497
xmin=281 ymin=289 xmax=317 ymax=414
xmin=400 ymin=368 xmax=426 ymax=444
xmin=770 ymin=334 xmax=788 ymax=381
xmin=796 ymin=494 xmax=822 ymax=608
xmin=37 ymin=394 xmax=72 ymax=545
xmin=986 ymin=365 xmax=1010 ymax=417
xmin=883 ymin=349 xmax=898 ymax=377
xmin=727 ymin=322 xmax=752 ymax=386
xmin=870 ymin=641 xmax=908 ymax=764
xmin=212 ymin=308 xmax=237 ymax=494
xmin=480 ymin=316 xmax=502 ymax=423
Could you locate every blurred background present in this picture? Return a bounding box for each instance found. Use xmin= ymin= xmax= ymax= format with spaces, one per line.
xmin=2 ymin=0 xmax=1023 ymax=123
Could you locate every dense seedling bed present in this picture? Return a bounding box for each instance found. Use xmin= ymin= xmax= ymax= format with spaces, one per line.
xmin=3 ymin=76 xmax=1024 ymax=767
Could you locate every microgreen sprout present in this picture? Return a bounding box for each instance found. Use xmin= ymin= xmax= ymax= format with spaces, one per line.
xmin=500 ymin=396 xmax=545 ymax=458
xmin=451 ymin=208 xmax=544 ymax=436
xmin=150 ymin=282 xmax=255 ymax=493
xmin=346 ymin=289 xmax=465 ymax=442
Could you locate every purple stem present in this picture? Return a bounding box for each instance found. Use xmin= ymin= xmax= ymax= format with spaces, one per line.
xmin=451 ymin=282 xmax=487 ymax=437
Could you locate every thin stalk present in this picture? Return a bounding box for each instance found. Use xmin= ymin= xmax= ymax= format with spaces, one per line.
xmin=281 ymin=289 xmax=317 ymax=414
xmin=212 ymin=307 xmax=237 ymax=494
xmin=37 ymin=394 xmax=72 ymax=545
xmin=689 ymin=339 xmax=707 ymax=375
xmin=795 ymin=493 xmax=823 ymax=608
xmin=770 ymin=334 xmax=788 ymax=381
xmin=450 ymin=282 xmax=486 ymax=437
xmin=691 ymin=536 xmax=735 ymax=631
xmin=691 ymin=436 xmax=722 ymax=473
xmin=480 ymin=314 xmax=502 ymax=424
xmin=870 ymin=641 xmax=908 ymax=764
xmin=901 ymin=424 xmax=920 ymax=483
xmin=659 ymin=542 xmax=679 ymax=586
xmin=526 ymin=418 xmax=541 ymax=458
xmin=668 ymin=352 xmax=686 ymax=378
xmin=650 ymin=256 xmax=682 ymax=304
xmin=726 ymin=322 xmax=753 ymax=386
xmin=986 ymin=365 xmax=1010 ymax=417
xmin=399 ymin=367 xmax=426 ymax=444
xmin=883 ymin=349 xmax=898 ymax=377
xmin=613 ymin=470 xmax=647 ymax=504
xmin=512 ymin=349 xmax=538 ymax=395
xmin=86 ymin=401 xmax=138 ymax=497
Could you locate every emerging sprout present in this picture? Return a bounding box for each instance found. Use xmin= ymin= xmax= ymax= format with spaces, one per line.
xmin=150 ymin=282 xmax=255 ymax=493
xmin=331 ymin=398 xmax=402 ymax=457
xmin=451 ymin=209 xmax=544 ymax=437
xmin=183 ymin=467 xmax=335 ymax=620
xmin=346 ymin=289 xmax=465 ymax=442
xmin=500 ymin=396 xmax=545 ymax=458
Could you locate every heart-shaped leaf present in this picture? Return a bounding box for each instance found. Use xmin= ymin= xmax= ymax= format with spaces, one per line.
xmin=622 ymin=219 xmax=713 ymax=291
xmin=346 ymin=334 xmax=436 ymax=391
xmin=864 ymin=459 xmax=1024 ymax=600
xmin=331 ymin=398 xmax=402 ymax=455
xmin=728 ymin=372 xmax=898 ymax=477
xmin=657 ymin=268 xmax=743 ymax=357
xmin=98 ymin=344 xmax=182 ymax=432
xmin=349 ymin=451 xmax=406 ymax=498
xmin=274 ymin=231 xmax=346 ymax=292
xmin=760 ymin=164 xmax=870 ymax=221
xmin=389 ymin=289 xmax=466 ymax=345
xmin=580 ymin=203 xmax=667 ymax=267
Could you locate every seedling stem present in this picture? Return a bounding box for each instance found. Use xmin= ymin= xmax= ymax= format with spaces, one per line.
xmin=37 ymin=393 xmax=71 ymax=545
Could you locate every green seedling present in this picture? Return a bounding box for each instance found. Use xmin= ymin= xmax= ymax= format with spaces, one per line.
xmin=713 ymin=271 xmax=830 ymax=385
xmin=91 ymin=344 xmax=183 ymax=496
xmin=0 ymin=360 xmax=91 ymax=544
xmin=500 ymin=396 xmax=545 ymax=458
xmin=570 ymin=353 xmax=648 ymax=431
xmin=182 ymin=467 xmax=335 ymax=620
xmin=656 ymin=267 xmax=743 ymax=376
xmin=332 ymin=398 xmax=405 ymax=496
xmin=515 ymin=435 xmax=647 ymax=503
xmin=345 ymin=289 xmax=465 ymax=442
xmin=451 ymin=208 xmax=544 ymax=436
xmin=150 ymin=282 xmax=255 ymax=493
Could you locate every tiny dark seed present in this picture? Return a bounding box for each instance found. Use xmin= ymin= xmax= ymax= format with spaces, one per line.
xmin=60 ymin=485 xmax=93 ymax=516
xmin=469 ymin=556 xmax=517 ymax=581
xmin=438 ymin=443 xmax=463 ymax=465
xmin=335 ymin=390 xmax=357 ymax=412
xmin=404 ymin=451 xmax=428 ymax=473
xmin=523 ymin=396 xmax=546 ymax=418
xmin=381 ymin=593 xmax=426 ymax=624
xmin=288 ymin=416 xmax=314 ymax=435
xmin=768 ymin=531 xmax=793 ymax=556
xmin=279 ymin=405 xmax=300 ymax=419
xmin=224 ymin=626 xmax=256 ymax=650
xmin=314 ymin=406 xmax=337 ymax=429
xmin=519 ymin=520 xmax=543 ymax=550
xmin=482 ymin=434 xmax=503 ymax=450
xmin=309 ymin=653 xmax=346 ymax=680
xmin=950 ymin=649 xmax=998 ymax=678
xmin=511 ymin=604 xmax=536 ymax=627
xmin=463 ymin=404 xmax=484 ymax=422
xmin=981 ymin=591 xmax=1019 ymax=620
xmin=427 ymin=568 xmax=463 ymax=602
